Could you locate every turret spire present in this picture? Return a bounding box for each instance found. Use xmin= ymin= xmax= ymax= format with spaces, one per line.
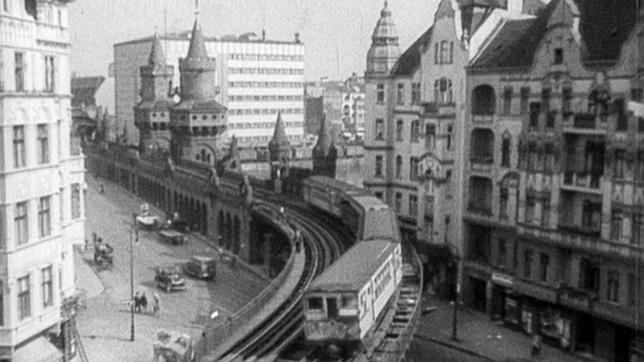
xmin=186 ymin=17 xmax=208 ymax=60
xmin=149 ymin=30 xmax=167 ymax=66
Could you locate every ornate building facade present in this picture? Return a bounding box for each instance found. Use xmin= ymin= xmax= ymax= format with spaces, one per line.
xmin=462 ymin=1 xmax=644 ymax=360
xmin=363 ymin=0 xmax=541 ymax=296
xmin=0 ymin=0 xmax=85 ymax=359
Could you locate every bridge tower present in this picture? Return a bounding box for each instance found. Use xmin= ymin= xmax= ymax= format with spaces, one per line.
xmin=312 ymin=115 xmax=338 ymax=178
xmin=268 ymin=111 xmax=291 ymax=180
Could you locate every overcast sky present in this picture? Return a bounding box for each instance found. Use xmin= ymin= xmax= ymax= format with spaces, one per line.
xmin=70 ymin=0 xmax=438 ymax=81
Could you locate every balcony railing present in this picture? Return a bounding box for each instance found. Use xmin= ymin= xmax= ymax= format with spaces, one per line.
xmin=472 ymin=114 xmax=494 ymax=123
xmin=562 ymin=172 xmax=601 ymax=191
xmin=519 ymin=223 xmax=644 ymax=261
xmin=557 ymin=222 xmax=601 ymax=237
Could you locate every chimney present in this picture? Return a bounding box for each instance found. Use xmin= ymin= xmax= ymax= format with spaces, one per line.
xmin=294 ymin=32 xmax=300 ymax=43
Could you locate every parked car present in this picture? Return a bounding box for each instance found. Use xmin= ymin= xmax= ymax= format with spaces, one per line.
xmin=158 ymin=230 xmax=187 ymax=245
xmin=155 ymin=266 xmax=187 ymax=293
xmin=183 ymin=256 xmax=216 ymax=280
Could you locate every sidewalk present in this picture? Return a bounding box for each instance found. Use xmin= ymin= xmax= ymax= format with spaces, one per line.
xmin=415 ymin=293 xmax=585 ymax=362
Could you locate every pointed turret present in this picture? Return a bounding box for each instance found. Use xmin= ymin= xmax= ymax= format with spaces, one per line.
xmin=366 ymin=1 xmax=400 ymax=75
xmin=312 ymin=115 xmax=338 ymax=178
xmin=134 ymin=30 xmax=175 ymax=153
xmin=149 ymin=32 xmax=167 ymax=66
xmin=186 ymin=19 xmax=209 ymax=60
xmin=177 ymin=17 xmax=217 ymax=102
xmin=269 ymin=112 xmax=291 ymax=162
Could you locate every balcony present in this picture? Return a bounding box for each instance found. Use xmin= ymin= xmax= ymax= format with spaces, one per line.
xmin=561 ymin=172 xmax=602 ymax=193
xmin=559 ymin=287 xmax=597 ymax=312
xmin=472 ymin=114 xmax=494 ymax=123
xmin=470 ymin=156 xmax=493 ymax=173
xmin=519 ymin=223 xmax=644 ymax=261
xmin=562 ymin=113 xmax=607 ymax=134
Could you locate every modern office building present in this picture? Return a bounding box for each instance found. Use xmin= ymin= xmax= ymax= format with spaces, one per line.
xmin=462 ymin=0 xmax=643 ymax=360
xmin=0 ymin=0 xmax=85 ymax=359
xmin=114 ymin=29 xmax=305 ymax=149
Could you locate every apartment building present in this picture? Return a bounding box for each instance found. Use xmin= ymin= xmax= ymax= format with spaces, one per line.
xmin=0 ymin=0 xmax=85 ymax=360
xmin=462 ymin=1 xmax=643 ymax=360
xmin=363 ymin=0 xmax=542 ymax=297
xmin=114 ymin=30 xmax=305 ymax=149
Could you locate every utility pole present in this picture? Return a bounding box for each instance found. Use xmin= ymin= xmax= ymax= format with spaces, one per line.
xmin=130 ymin=213 xmax=137 ymax=341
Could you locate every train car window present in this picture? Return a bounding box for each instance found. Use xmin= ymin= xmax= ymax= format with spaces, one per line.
xmin=308 ymin=297 xmax=323 ymax=310
xmin=327 ymin=298 xmax=338 ymax=318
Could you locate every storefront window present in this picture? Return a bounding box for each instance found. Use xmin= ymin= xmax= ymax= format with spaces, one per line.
xmin=504 ymin=297 xmax=519 ymax=325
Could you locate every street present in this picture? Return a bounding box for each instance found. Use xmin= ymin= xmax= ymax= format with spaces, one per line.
xmin=75 ymin=175 xmax=267 ymax=361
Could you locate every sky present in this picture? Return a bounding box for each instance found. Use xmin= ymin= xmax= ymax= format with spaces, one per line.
xmin=69 ymin=0 xmax=439 ymax=109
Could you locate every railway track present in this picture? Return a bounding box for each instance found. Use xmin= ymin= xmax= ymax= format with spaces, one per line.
xmin=218 ymin=195 xmax=353 ymax=362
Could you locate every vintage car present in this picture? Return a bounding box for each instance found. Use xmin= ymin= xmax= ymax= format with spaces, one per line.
xmin=155 ymin=266 xmax=187 ymax=293
xmin=153 ymin=330 xmax=195 ymax=362
xmin=137 ymin=214 xmax=160 ymax=230
xmin=158 ymin=230 xmax=187 ymax=245
xmin=183 ymin=256 xmax=216 ymax=280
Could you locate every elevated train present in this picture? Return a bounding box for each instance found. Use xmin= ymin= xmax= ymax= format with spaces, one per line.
xmin=300 ymin=176 xmax=406 ymax=355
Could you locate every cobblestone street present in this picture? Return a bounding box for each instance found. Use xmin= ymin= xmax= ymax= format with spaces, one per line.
xmin=74 ymin=175 xmax=267 ymax=361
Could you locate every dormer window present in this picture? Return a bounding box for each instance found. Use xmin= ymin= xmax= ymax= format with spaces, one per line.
xmin=554 ymin=48 xmax=563 ymax=64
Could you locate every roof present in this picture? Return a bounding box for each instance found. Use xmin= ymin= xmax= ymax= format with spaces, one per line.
xmin=71 ymin=76 xmax=106 ymax=90
xmin=391 ymin=26 xmax=433 ymax=76
xmin=186 ymin=19 xmax=209 ymax=60
xmin=308 ymin=240 xmax=398 ymax=292
xmin=471 ymin=0 xmax=638 ymax=70
xmin=172 ymin=99 xmax=226 ymax=112
xmin=135 ymin=99 xmax=174 ymax=111
xmin=149 ymin=33 xmax=167 ymax=66
xmin=71 ymin=76 xmax=105 ymax=107
xmin=356 ymin=199 xmax=400 ymax=241
xmin=114 ymin=31 xmax=302 ymax=47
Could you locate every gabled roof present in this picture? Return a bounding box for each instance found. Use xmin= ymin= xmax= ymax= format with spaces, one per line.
xmin=471 ymin=0 xmax=638 ymax=70
xmin=391 ymin=26 xmax=433 ymax=76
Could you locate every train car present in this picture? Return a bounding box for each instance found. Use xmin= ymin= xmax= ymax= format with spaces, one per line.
xmin=303 ymin=240 xmax=403 ymax=352
xmin=301 ymin=176 xmax=399 ymax=241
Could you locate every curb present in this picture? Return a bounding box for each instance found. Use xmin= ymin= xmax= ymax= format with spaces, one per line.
xmin=414 ymin=334 xmax=496 ymax=361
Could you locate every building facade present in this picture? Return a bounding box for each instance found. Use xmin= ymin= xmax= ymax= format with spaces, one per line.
xmin=0 ymin=0 xmax=85 ymax=359
xmin=114 ymin=30 xmax=305 ymax=149
xmin=462 ymin=1 xmax=644 ymax=361
xmin=363 ymin=0 xmax=540 ymax=296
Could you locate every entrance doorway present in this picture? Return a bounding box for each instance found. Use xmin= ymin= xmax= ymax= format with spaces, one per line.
xmin=469 ymin=277 xmax=487 ymax=312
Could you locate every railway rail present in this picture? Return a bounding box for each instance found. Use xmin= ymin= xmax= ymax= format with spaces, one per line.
xmin=218 ymin=196 xmax=354 ymax=362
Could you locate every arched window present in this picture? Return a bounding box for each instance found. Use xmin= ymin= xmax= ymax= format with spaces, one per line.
xmin=501 ymin=131 xmax=511 ymax=167
xmin=437 ymin=78 xmax=453 ymax=104
xmin=410 ymin=120 xmax=420 ymax=142
xmin=395 ymin=155 xmax=402 ymax=179
xmin=440 ymin=41 xmax=449 ymax=64
xmin=434 ymin=80 xmax=440 ymax=102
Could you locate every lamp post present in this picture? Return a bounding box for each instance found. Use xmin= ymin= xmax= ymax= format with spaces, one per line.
xmin=129 ymin=213 xmax=138 ymax=342
xmin=450 ymin=244 xmax=461 ymax=342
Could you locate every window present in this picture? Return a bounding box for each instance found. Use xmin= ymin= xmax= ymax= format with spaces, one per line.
xmin=409 ymin=194 xmax=418 ymax=217
xmin=501 ymin=136 xmax=511 ymax=167
xmin=607 ymin=270 xmax=619 ymax=303
xmin=436 ymin=78 xmax=453 ymax=104
xmin=614 ymin=99 xmax=628 ymax=131
xmin=529 ymin=102 xmax=541 ymax=130
xmin=546 ymin=111 xmax=556 ymax=129
xmin=503 ymin=87 xmax=513 ymax=115
xmin=409 ymin=157 xmax=419 ymax=181
xmin=18 ymin=275 xmax=30 ymax=320
xmin=523 ymin=249 xmax=533 ymax=279
xmin=0 ymin=281 xmax=2 ymax=325
xmin=610 ymin=211 xmax=623 ymax=241
xmin=375 ymin=118 xmax=384 ymax=140
xmin=396 ymin=120 xmax=403 ymax=141
xmin=395 ymin=155 xmax=402 ymax=179
xmin=411 ymin=83 xmax=421 ymax=105
xmin=425 ymin=124 xmax=436 ymax=149
xmin=15 ymin=202 xmax=28 ymax=245
xmin=582 ymin=201 xmax=602 ymax=231
xmin=539 ymin=253 xmax=549 ymax=282
xmin=42 ymin=267 xmax=53 ymax=308
xmin=44 ymin=55 xmax=55 ymax=92
xmin=38 ymin=196 xmax=51 ymax=238
xmin=374 ymin=192 xmax=384 ymax=200
xmin=376 ymin=84 xmax=385 ymax=103
xmin=633 ymin=213 xmax=643 ymax=245
xmin=628 ymin=273 xmax=637 ymax=306
xmin=554 ymin=48 xmax=563 ymax=64
xmin=71 ymin=183 xmax=81 ymax=219
xmin=375 ymin=156 xmax=383 ymax=177
xmin=499 ymin=188 xmax=509 ymax=220
xmin=13 ymin=125 xmax=25 ymax=168
xmin=439 ymin=41 xmax=451 ymax=64
xmin=2 ymin=0 xmax=8 ymax=12
xmin=580 ymin=258 xmax=600 ymax=293
xmin=434 ymin=43 xmax=439 ymax=64
xmin=15 ymin=52 xmax=24 ymax=92
xmin=544 ymin=143 xmax=555 ymax=172
xmin=307 ymin=297 xmax=322 ymax=310
xmin=637 ymin=151 xmax=644 ymax=181
xmin=397 ymin=83 xmax=404 ymax=105
xmin=37 ymin=124 xmax=49 ymax=164
xmin=410 ymin=120 xmax=419 ymax=142
xmin=394 ymin=192 xmax=402 ymax=213
xmin=542 ymin=88 xmax=551 ymax=113
xmin=525 ymin=197 xmax=536 ymax=223
xmin=541 ymin=199 xmax=550 ymax=227
xmin=562 ymin=86 xmax=572 ymax=114
xmin=520 ymin=87 xmax=530 ymax=114
xmin=446 ymin=125 xmax=453 ymax=150
xmin=497 ymin=238 xmax=507 ymax=267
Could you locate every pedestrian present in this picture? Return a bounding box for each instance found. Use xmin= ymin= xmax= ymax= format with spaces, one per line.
xmin=152 ymin=292 xmax=160 ymax=317
xmin=100 ymin=184 xmax=104 ymax=194
xmin=140 ymin=292 xmax=148 ymax=313
xmin=531 ymin=333 xmax=542 ymax=358
xmin=134 ymin=292 xmax=141 ymax=313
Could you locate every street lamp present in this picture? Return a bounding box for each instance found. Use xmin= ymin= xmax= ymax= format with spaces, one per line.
xmin=448 ymin=243 xmax=461 ymax=342
xmin=129 ymin=213 xmax=138 ymax=342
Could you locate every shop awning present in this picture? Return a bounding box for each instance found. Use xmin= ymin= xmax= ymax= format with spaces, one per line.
xmin=12 ymin=336 xmax=62 ymax=362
